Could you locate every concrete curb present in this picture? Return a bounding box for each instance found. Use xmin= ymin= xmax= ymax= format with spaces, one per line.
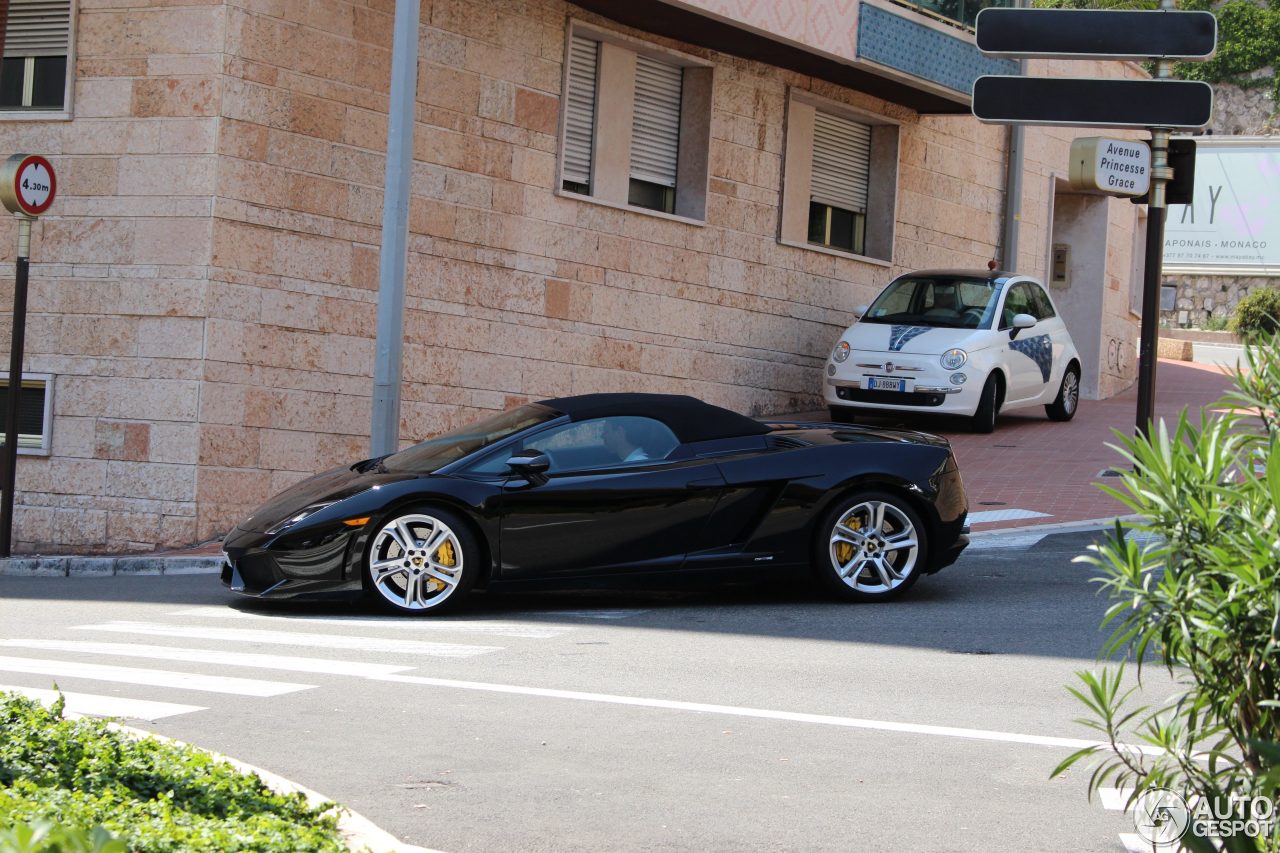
xmin=110 ymin=722 xmax=440 ymax=853
xmin=0 ymin=554 xmax=222 ymax=577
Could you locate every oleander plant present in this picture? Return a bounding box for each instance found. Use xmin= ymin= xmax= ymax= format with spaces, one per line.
xmin=1053 ymin=329 xmax=1280 ymax=852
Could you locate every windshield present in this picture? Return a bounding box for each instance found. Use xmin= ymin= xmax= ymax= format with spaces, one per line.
xmin=380 ymin=404 xmax=560 ymax=473
xmin=861 ymin=276 xmax=1004 ymax=329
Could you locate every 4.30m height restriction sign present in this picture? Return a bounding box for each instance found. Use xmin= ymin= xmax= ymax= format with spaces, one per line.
xmin=0 ymin=154 xmax=57 ymax=217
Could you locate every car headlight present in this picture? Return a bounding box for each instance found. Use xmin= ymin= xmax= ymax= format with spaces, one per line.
xmin=940 ymin=349 xmax=967 ymax=370
xmin=832 ymin=341 xmax=850 ymax=363
xmin=265 ymin=502 xmax=337 ymax=535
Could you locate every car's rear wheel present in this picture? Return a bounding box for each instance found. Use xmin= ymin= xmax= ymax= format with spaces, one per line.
xmin=1045 ymin=364 xmax=1080 ymax=422
xmin=815 ymin=491 xmax=927 ymax=602
xmin=364 ymin=507 xmax=478 ymax=615
xmin=970 ymin=373 xmax=1001 ymax=434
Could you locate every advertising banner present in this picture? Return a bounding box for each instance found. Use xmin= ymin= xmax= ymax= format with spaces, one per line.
xmin=1164 ymin=139 xmax=1279 ymax=275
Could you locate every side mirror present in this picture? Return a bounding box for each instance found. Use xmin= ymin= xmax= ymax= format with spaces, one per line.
xmin=1009 ymin=313 xmax=1036 ymax=338
xmin=854 ymin=304 xmax=869 ymax=318
xmin=507 ymin=451 xmax=550 ymax=484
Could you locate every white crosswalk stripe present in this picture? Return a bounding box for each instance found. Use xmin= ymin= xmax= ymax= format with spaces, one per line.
xmin=74 ymin=621 xmax=503 ymax=657
xmin=0 ymin=655 xmax=311 ymax=697
xmin=1 ymin=684 xmax=205 ymax=721
xmin=0 ymin=640 xmax=414 ymax=678
xmin=166 ymin=607 xmax=576 ymax=638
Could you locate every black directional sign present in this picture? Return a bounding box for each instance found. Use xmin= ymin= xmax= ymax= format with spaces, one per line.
xmin=972 ymin=76 xmax=1214 ymax=129
xmin=975 ymin=8 xmax=1217 ymax=61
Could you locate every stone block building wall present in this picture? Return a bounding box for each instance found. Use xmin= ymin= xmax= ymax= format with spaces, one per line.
xmin=1162 ymin=275 xmax=1277 ymax=329
xmin=0 ymin=0 xmax=1142 ymax=550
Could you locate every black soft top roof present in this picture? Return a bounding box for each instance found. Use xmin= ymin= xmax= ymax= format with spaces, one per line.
xmin=537 ymin=393 xmax=770 ymax=444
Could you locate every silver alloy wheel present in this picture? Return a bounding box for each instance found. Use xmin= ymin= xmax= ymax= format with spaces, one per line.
xmin=1062 ymin=370 xmax=1079 ymax=415
xmin=828 ymin=499 xmax=919 ymax=594
xmin=368 ymin=513 xmax=463 ymax=611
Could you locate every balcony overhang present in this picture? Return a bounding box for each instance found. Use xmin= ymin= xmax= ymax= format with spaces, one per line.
xmin=570 ymin=0 xmax=1018 ymax=115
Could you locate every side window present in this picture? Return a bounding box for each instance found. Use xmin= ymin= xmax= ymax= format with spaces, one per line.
xmin=469 ymin=417 xmax=681 ymax=475
xmin=1028 ymin=283 xmax=1056 ymax=320
xmin=526 ymin=417 xmax=679 ymax=471
xmin=1001 ymin=284 xmax=1034 ymax=329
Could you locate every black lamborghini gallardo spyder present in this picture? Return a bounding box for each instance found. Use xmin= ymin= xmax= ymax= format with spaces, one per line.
xmin=222 ymin=393 xmax=969 ymax=614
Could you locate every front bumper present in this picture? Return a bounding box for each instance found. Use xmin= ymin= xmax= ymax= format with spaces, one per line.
xmin=221 ymin=524 xmax=363 ymax=600
xmin=824 ymin=351 xmax=981 ymax=416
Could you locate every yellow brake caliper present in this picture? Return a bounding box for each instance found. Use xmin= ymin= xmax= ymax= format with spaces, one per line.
xmin=427 ymin=540 xmax=456 ymax=592
xmin=836 ymin=516 xmax=860 ymax=564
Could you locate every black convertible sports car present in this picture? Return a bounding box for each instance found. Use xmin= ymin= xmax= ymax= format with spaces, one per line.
xmin=222 ymin=393 xmax=969 ymax=613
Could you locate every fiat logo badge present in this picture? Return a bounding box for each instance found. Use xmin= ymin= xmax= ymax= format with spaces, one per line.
xmin=884 ymin=362 xmax=895 ymax=373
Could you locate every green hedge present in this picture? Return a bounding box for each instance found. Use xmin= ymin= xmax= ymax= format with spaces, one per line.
xmin=0 ymin=693 xmax=347 ymax=853
xmin=1231 ymin=286 xmax=1280 ymax=338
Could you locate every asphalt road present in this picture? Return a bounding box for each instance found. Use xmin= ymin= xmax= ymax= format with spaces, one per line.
xmin=0 ymin=531 xmax=1159 ymax=852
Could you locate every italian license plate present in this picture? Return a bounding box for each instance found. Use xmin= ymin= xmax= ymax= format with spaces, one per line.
xmin=867 ymin=376 xmax=907 ymax=392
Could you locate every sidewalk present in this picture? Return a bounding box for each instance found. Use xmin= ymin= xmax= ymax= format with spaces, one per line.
xmin=780 ymin=358 xmax=1235 ymax=533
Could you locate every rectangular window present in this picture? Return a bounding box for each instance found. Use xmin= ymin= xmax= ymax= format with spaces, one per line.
xmin=557 ymin=24 xmax=711 ymax=222
xmin=808 ymin=110 xmax=871 ymax=255
xmin=0 ymin=374 xmax=53 ymax=455
xmin=561 ymin=34 xmax=599 ymax=196
xmin=628 ymin=54 xmax=682 ymax=214
xmin=0 ymin=0 xmax=72 ymax=111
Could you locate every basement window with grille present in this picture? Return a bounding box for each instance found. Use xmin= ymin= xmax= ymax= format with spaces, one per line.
xmin=780 ymin=92 xmax=900 ymax=264
xmin=0 ymin=373 xmax=53 ymax=455
xmin=0 ymin=0 xmax=73 ymax=113
xmin=558 ymin=24 xmax=712 ymax=223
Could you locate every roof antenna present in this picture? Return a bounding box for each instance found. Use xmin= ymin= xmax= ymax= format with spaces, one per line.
xmin=987 ymin=259 xmax=999 ymax=271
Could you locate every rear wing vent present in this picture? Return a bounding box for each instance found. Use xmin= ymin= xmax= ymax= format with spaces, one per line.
xmin=767 ymin=434 xmax=812 ymax=450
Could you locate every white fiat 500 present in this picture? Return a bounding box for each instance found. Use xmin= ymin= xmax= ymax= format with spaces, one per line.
xmin=824 ymin=270 xmax=1081 ymax=433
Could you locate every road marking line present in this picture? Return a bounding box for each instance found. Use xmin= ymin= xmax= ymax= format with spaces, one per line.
xmin=75 ymin=622 xmax=502 ymax=658
xmin=369 ymin=673 xmax=1165 ymax=755
xmin=1099 ymin=787 xmax=1136 ymax=811
xmin=0 ymin=656 xmax=310 ymax=697
xmin=0 ymin=640 xmax=414 ymax=678
xmin=965 ymin=533 xmax=1048 ymax=551
xmin=967 ymin=508 xmax=1052 ymax=524
xmin=0 ymin=684 xmax=205 ymax=721
xmin=167 ymin=607 xmax=574 ymax=639
xmin=1118 ymin=833 xmax=1150 ymax=852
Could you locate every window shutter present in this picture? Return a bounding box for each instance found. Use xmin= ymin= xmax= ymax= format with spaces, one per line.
xmin=810 ymin=110 xmax=871 ymax=214
xmin=3 ymin=0 xmax=72 ymax=57
xmin=562 ymin=35 xmax=598 ymax=188
xmin=630 ymin=54 xmax=682 ymax=188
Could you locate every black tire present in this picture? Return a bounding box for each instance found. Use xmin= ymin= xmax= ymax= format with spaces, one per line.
xmin=970 ymin=373 xmax=1001 ymax=434
xmin=362 ymin=505 xmax=480 ymax=615
xmin=828 ymin=405 xmax=857 ymax=424
xmin=1045 ymin=364 xmax=1080 ymax=422
xmin=814 ymin=490 xmax=928 ymax=602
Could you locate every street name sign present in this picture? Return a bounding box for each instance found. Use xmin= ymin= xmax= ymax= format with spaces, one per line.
xmin=1069 ymin=137 xmax=1151 ymax=196
xmin=975 ymin=9 xmax=1217 ymax=61
xmin=971 ymin=77 xmax=1214 ymax=129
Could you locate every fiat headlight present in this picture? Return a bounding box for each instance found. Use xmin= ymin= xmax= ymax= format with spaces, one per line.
xmin=832 ymin=341 xmax=850 ymax=363
xmin=940 ymin=349 xmax=967 ymax=370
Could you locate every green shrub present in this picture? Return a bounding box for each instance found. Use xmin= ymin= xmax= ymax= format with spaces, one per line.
xmin=1052 ymin=329 xmax=1280 ymax=852
xmin=1231 ymin=286 xmax=1280 ymax=338
xmin=0 ymin=693 xmax=346 ymax=853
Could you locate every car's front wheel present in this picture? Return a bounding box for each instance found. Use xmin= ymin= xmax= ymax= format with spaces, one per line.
xmin=364 ymin=507 xmax=478 ymax=614
xmin=970 ymin=373 xmax=1001 ymax=434
xmin=815 ymin=491 xmax=927 ymax=601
